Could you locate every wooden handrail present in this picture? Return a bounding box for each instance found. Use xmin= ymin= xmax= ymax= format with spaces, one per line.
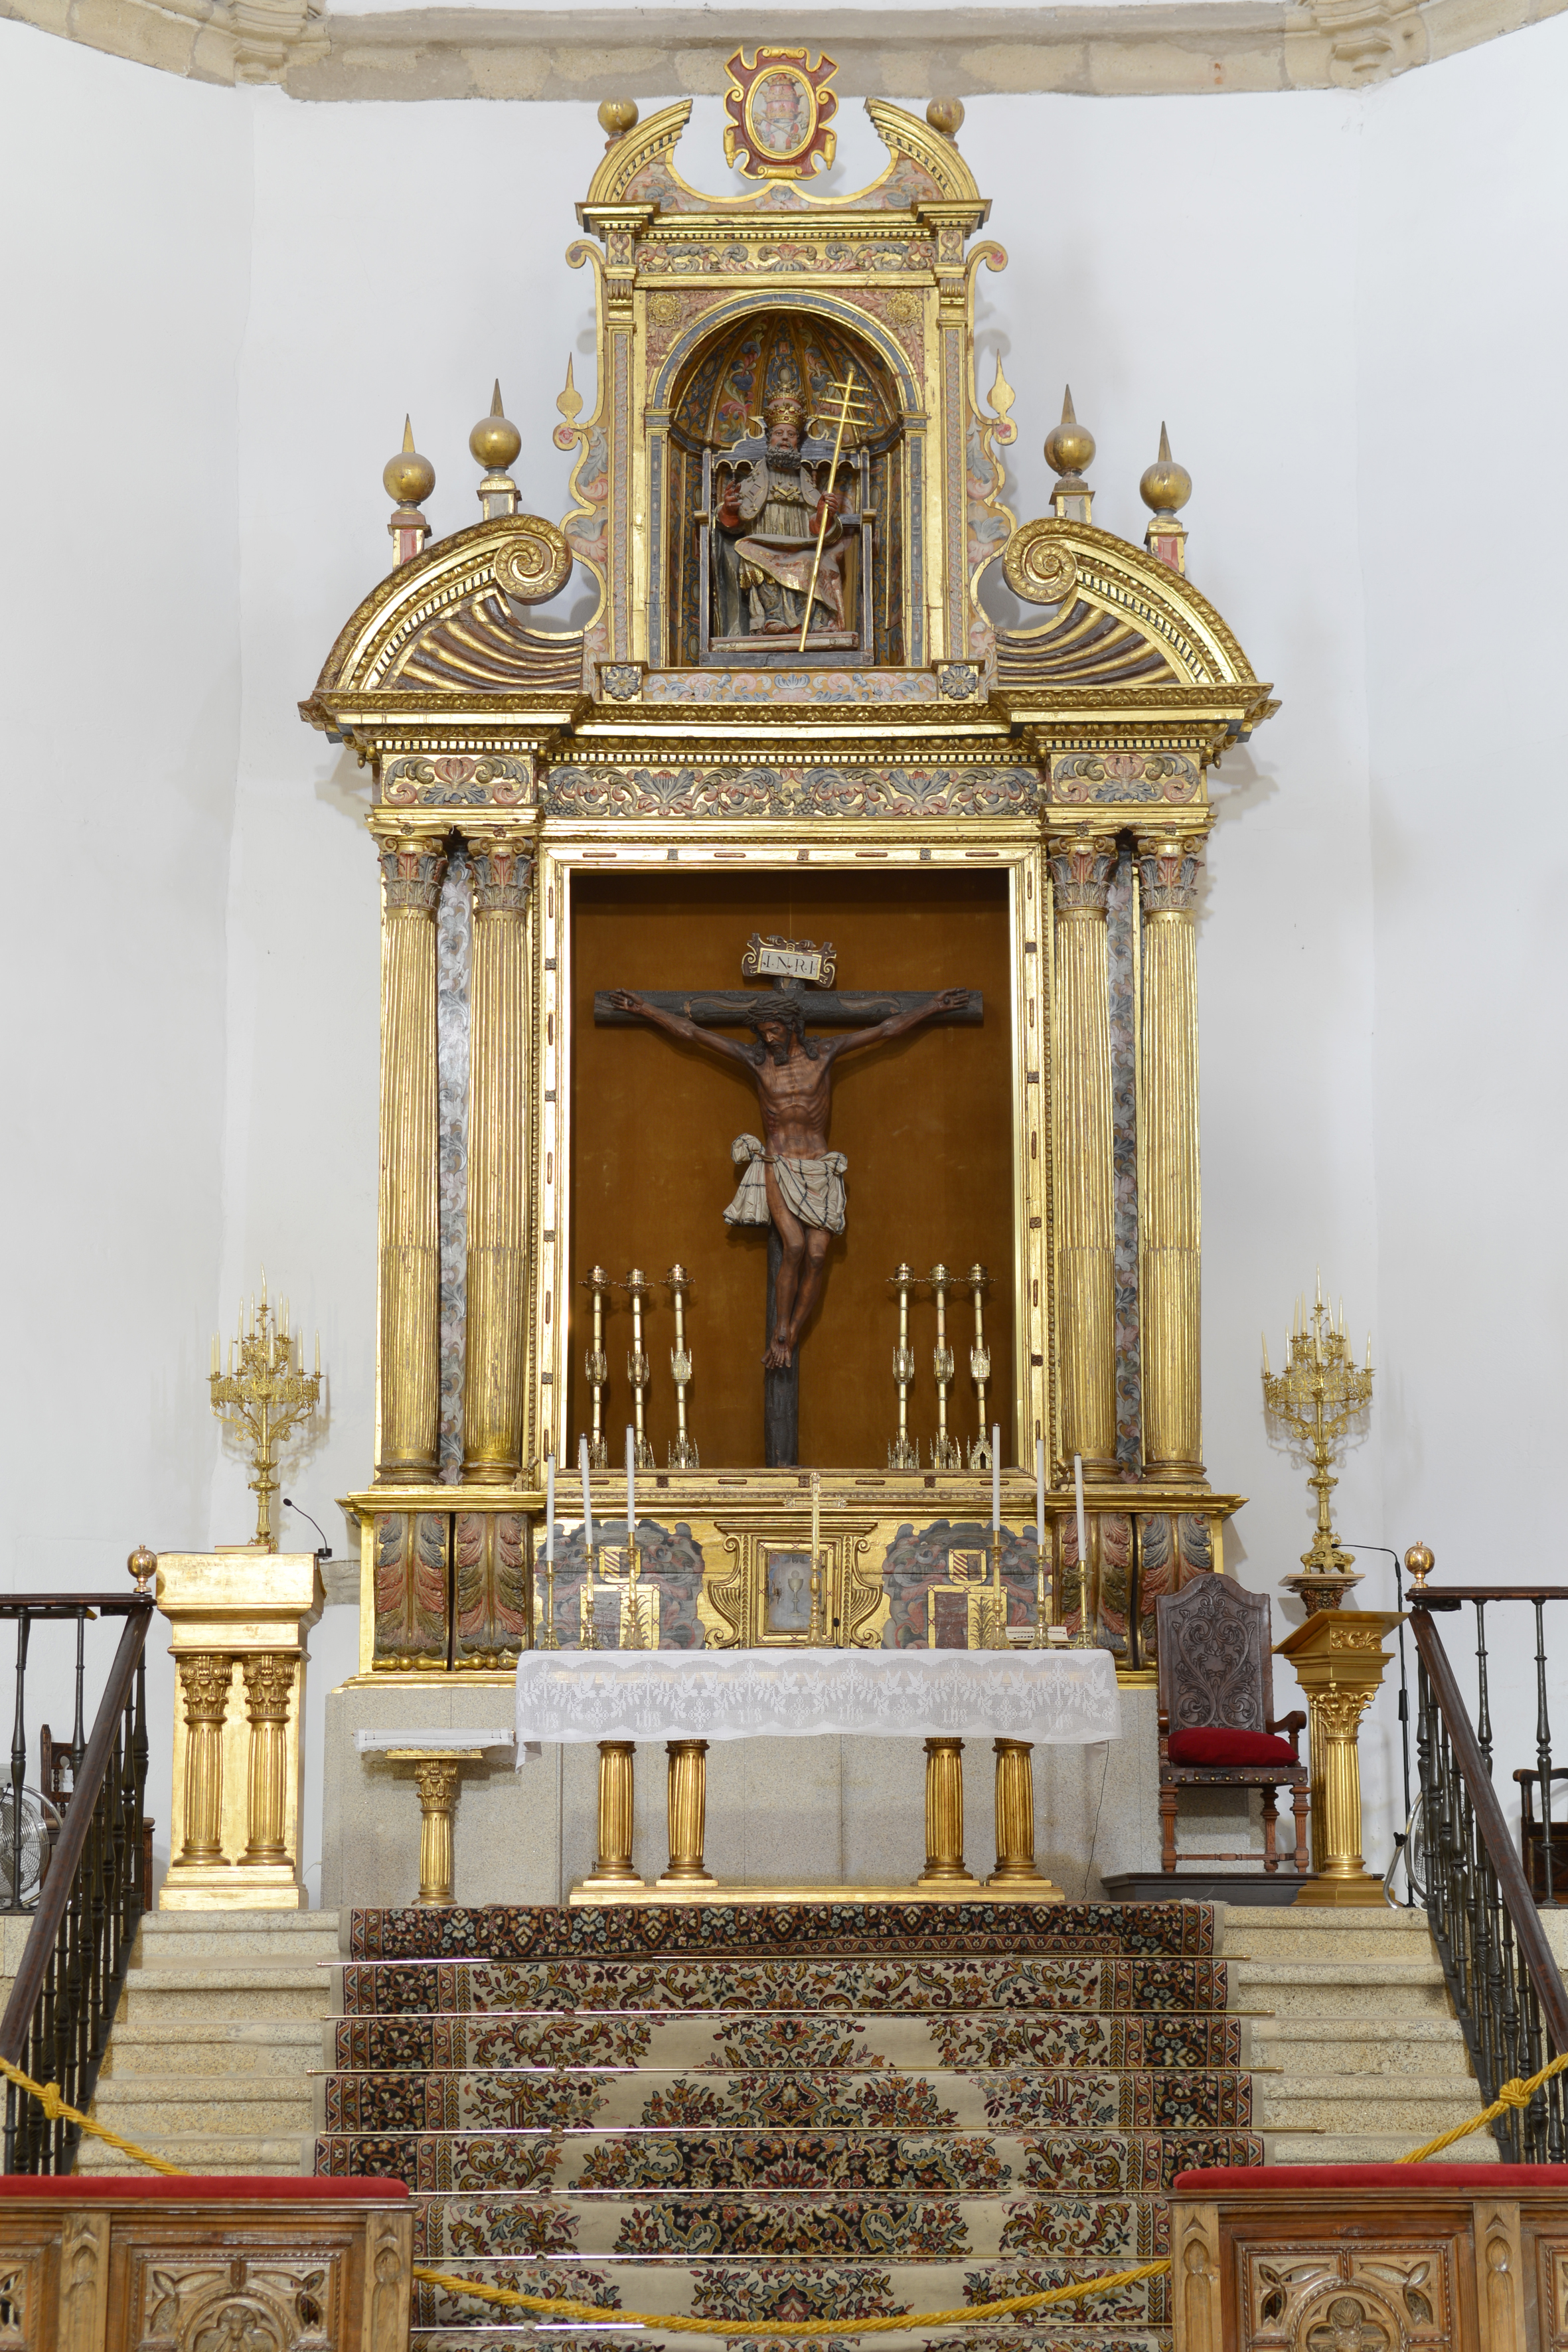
xmin=1409 ymin=1605 xmax=1568 ymax=2055
xmin=1414 ymin=1587 xmax=1568 ymax=1603
xmin=0 ymin=1602 xmax=152 ymax=2069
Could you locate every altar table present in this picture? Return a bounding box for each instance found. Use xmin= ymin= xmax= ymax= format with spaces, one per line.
xmin=513 ymin=1648 xmax=1121 ymax=1902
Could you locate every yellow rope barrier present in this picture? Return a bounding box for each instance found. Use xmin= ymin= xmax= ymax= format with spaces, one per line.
xmin=1395 ymin=2043 xmax=1568 ymax=2163
xmin=408 ymin=2260 xmax=1171 ymax=2333
xmin=10 ymin=2017 xmax=1568 ymax=2331
xmin=0 ymin=2055 xmax=185 ymax=2176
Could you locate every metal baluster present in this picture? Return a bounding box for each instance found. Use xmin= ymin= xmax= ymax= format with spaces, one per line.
xmin=70 ymin=1611 xmax=86 ymax=1784
xmin=1472 ymin=1600 xmax=1493 ymax=1775
xmin=1535 ymin=1599 xmax=1556 ymax=1906
xmin=131 ymin=1652 xmax=148 ymax=1911
xmin=7 ymin=1616 xmax=28 ymax=1918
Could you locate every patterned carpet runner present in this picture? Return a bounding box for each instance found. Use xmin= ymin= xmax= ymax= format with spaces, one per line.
xmin=320 ymin=1902 xmax=1257 ymax=2352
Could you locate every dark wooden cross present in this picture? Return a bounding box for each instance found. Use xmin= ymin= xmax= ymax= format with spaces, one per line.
xmin=595 ymin=935 xmax=982 ymax=1467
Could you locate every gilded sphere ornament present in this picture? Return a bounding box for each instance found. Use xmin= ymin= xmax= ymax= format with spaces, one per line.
xmin=926 ymin=97 xmax=965 ymax=137
xmin=470 ymin=380 xmax=522 ymax=472
xmin=127 ymin=1542 xmax=157 ymax=1594
xmin=1404 ymin=1539 xmax=1435 ymax=1591
xmin=1140 ymin=422 xmax=1192 ymax=515
xmin=1044 ymin=386 xmax=1095 ymax=482
xmin=598 ymin=98 xmax=639 ymax=138
xmin=383 ymin=416 xmax=435 ymax=509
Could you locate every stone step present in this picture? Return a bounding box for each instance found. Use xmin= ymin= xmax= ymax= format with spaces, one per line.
xmin=1232 ymin=1961 xmax=1451 ymax=2017
xmin=1217 ymin=1907 xmax=1438 ymax=1963
xmin=94 ymin=2074 xmax=313 ymax=2137
xmin=1249 ymin=2015 xmax=1472 ymax=2074
xmin=123 ymin=1965 xmax=335 ymax=2021
xmin=1254 ymin=2075 xmax=1492 ymax=2132
xmin=104 ymin=2019 xmax=325 ymax=2076
xmin=135 ymin=1912 xmax=342 ymax=1965
xmin=1267 ymin=2128 xmax=1500 ymax=2163
xmin=76 ymin=2130 xmax=310 ymax=2175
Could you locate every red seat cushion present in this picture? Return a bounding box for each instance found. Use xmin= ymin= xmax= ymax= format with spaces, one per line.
xmin=1168 ymin=1727 xmax=1298 ymax=1767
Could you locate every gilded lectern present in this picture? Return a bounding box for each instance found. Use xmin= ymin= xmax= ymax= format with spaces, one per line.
xmin=301 ymin=72 xmax=1277 ymax=1721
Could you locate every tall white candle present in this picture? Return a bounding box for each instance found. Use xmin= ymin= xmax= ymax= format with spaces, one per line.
xmin=625 ymin=1424 xmax=636 ymax=1535
xmin=579 ymin=1434 xmax=593 ymax=1551
xmin=1073 ymin=1454 xmax=1087 ymax=1572
xmin=991 ymin=1429 xmax=1001 ymax=1532
xmin=546 ymin=1454 xmax=555 ymax=1564
xmin=1035 ymin=1435 xmax=1046 ymax=1558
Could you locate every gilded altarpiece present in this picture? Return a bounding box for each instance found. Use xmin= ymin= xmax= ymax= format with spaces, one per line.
xmin=301 ymin=84 xmax=1277 ymax=1687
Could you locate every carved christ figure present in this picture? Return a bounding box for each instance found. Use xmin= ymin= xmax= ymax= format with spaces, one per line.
xmin=714 ymin=391 xmax=853 ymax=640
xmin=606 ymin=987 xmax=970 ymax=1369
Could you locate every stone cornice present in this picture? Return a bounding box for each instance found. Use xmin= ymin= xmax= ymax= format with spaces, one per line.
xmin=3 ymin=0 xmax=1563 ymax=100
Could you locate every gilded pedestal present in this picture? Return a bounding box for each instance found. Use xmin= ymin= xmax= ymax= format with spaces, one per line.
xmin=1137 ymin=833 xmax=1206 ymax=1480
xmin=1277 ymin=1607 xmax=1403 ymax=1906
xmin=1049 ymin=835 xmax=1119 ymax=1475
xmin=584 ymin=1740 xmax=643 ymax=1887
xmin=986 ymin=1738 xmax=1061 ymax=1896
xmin=917 ymin=1736 xmax=979 ymax=1889
xmin=659 ymin=1739 xmax=716 ymax=1889
xmin=461 ymin=833 xmax=533 ymax=1484
xmin=156 ymin=1549 xmax=323 ymax=1911
xmin=374 ymin=825 xmax=447 ymax=1486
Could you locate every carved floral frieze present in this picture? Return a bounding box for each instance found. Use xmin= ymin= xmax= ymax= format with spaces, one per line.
xmin=546 ymin=762 xmax=1042 ymax=821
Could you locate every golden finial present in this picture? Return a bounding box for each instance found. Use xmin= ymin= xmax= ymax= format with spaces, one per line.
xmin=1404 ymin=1540 xmax=1435 ymax=1592
xmin=556 ymin=357 xmax=584 ymax=430
xmin=986 ymin=354 xmax=1016 ymax=440
xmin=471 ymin=380 xmax=522 ymax=518
xmin=597 ymin=98 xmax=639 ymax=142
xmin=1140 ymin=420 xmax=1192 ymax=516
xmin=383 ymin=414 xmax=435 ymax=509
xmin=127 ymin=1542 xmax=157 ymax=1595
xmin=1044 ymin=386 xmax=1095 ymax=520
xmin=926 ymin=97 xmax=965 ymax=137
xmin=470 ymin=380 xmax=522 ymax=474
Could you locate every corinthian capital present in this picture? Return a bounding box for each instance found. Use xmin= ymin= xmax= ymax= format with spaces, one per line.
xmin=465 ymin=830 xmax=535 ymax=915
xmin=1048 ymin=832 xmax=1119 ymax=914
xmin=1135 ymin=831 xmax=1205 ymax=914
xmin=373 ymin=826 xmax=449 ymax=915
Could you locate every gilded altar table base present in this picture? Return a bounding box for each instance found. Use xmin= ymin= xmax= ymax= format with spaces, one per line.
xmin=570 ymin=1877 xmax=1063 ymax=1905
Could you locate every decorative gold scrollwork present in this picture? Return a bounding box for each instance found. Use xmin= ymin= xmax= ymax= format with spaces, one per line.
xmin=493 ymin=518 xmax=573 ymax=605
xmin=1003 ymin=520 xmax=1079 ymax=606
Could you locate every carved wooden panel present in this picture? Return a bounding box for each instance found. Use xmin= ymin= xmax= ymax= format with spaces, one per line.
xmin=0 ymin=2240 xmax=54 ymax=2352
xmin=451 ymin=1512 xmax=529 ymax=1668
xmin=1157 ymin=1571 xmax=1275 ymax=1736
xmin=372 ymin=1513 xmax=451 ymax=1668
xmin=124 ymin=2248 xmax=343 ymax=2352
xmin=1237 ymin=2238 xmax=1455 ymax=2348
xmin=1532 ymin=2231 xmax=1568 ymax=2351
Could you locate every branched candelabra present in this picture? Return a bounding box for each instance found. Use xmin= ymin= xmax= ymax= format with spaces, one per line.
xmin=209 ymin=1269 xmax=321 ymax=1551
xmin=1262 ymin=1272 xmax=1374 ymax=1610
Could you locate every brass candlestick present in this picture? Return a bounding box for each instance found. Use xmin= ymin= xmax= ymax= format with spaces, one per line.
xmin=623 ymin=1540 xmax=651 ymax=1650
xmin=580 ymin=1544 xmax=600 ymax=1650
xmin=208 ymin=1269 xmax=321 ymax=1551
xmin=666 ymin=1265 xmax=698 ymax=1469
xmin=975 ymin=1535 xmax=1009 ymax=1650
xmin=621 ymin=1269 xmax=655 ymax=1473
xmin=538 ymin=1555 xmax=558 ymax=1650
xmin=927 ymin=1264 xmax=961 ymax=1470
xmin=1263 ymin=1272 xmax=1374 ymax=1613
xmin=887 ymin=1263 xmax=918 ymax=1470
xmin=582 ymin=1266 xmax=611 ymax=1470
xmin=967 ymin=1265 xmax=993 ymax=1471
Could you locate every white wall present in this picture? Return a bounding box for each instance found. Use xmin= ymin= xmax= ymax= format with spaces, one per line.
xmin=5 ymin=15 xmax=1562 ymax=1902
xmin=0 ymin=23 xmax=251 ymax=1871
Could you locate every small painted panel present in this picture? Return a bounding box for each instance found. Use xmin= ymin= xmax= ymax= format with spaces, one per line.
xmin=453 ymin=1511 xmax=531 ymax=1668
xmin=878 ymin=1520 xmax=1042 ymax=1648
xmin=534 ymin=1519 xmax=707 ymax=1650
xmin=373 ymin=1512 xmax=451 ymax=1670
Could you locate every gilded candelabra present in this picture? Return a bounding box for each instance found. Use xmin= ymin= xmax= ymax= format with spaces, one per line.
xmin=666 ymin=1265 xmax=698 ymax=1469
xmin=620 ymin=1269 xmax=655 ymax=1474
xmin=1263 ymin=1273 xmax=1375 ymax=1612
xmin=967 ymin=1265 xmax=993 ymax=1471
xmin=888 ymin=1263 xmax=917 ymax=1470
xmin=582 ymin=1266 xmax=611 ymax=1470
xmin=208 ymin=1271 xmax=321 ymax=1551
xmin=927 ymin=1264 xmax=961 ymax=1470
xmin=808 ymin=1470 xmax=827 ymax=1644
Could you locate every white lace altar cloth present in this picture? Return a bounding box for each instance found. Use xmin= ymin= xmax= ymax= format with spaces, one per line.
xmin=514 ymin=1646 xmax=1119 ymax=1761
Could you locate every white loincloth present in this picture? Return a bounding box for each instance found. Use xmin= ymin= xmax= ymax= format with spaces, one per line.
xmin=724 ymin=1133 xmax=848 ymax=1234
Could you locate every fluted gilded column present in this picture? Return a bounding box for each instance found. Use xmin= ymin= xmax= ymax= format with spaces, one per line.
xmin=240 ymin=1652 xmax=294 ymax=1865
xmin=374 ymin=824 xmax=447 ymax=1484
xmin=1137 ymin=831 xmax=1205 ymax=1478
xmin=1048 ymin=832 xmax=1119 ymax=1474
xmin=461 ymin=832 xmax=534 ymax=1482
xmin=171 ymin=1654 xmax=232 ymax=1870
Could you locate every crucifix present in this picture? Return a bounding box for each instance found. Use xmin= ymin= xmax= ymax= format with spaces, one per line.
xmin=596 ymin=935 xmax=982 ymax=1466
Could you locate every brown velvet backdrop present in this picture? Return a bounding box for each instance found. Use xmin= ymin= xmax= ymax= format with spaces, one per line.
xmin=568 ymin=872 xmax=1016 ymax=1470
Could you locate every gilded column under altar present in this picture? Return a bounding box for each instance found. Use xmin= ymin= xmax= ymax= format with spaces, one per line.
xmin=1049 ymin=832 xmax=1119 ymax=1474
xmin=374 ymin=823 xmax=447 ymax=1484
xmin=1138 ymin=831 xmax=1206 ymax=1478
xmin=461 ymin=830 xmax=534 ymax=1484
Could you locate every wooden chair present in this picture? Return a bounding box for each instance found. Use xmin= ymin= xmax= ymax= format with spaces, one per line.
xmin=1155 ymin=1576 xmax=1309 ymax=1875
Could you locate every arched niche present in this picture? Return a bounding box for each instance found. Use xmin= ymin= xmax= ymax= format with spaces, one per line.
xmin=659 ymin=305 xmax=910 ymax=668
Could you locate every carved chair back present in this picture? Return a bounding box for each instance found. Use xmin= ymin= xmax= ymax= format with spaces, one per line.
xmin=1155 ymin=1574 xmax=1276 ymax=1739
